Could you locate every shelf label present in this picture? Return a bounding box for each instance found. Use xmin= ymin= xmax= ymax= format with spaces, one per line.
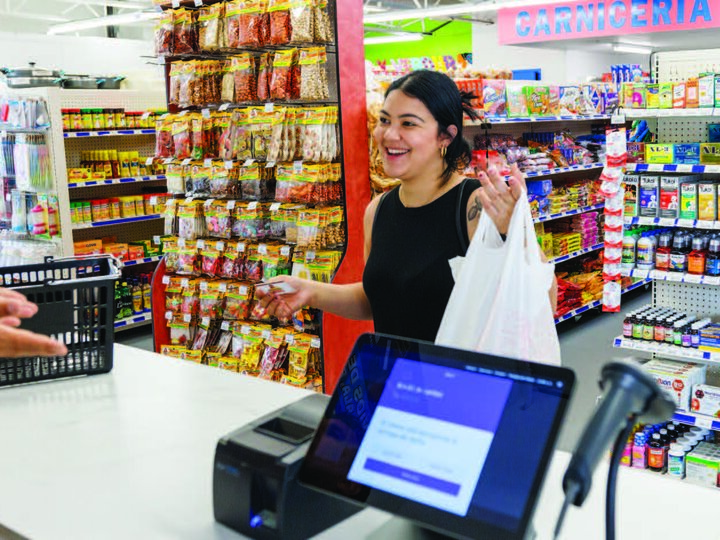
xmin=658 ymin=218 xmax=676 ymax=227
xmin=216 ymin=241 xmax=225 ymax=251
xmin=224 ymin=160 xmax=234 ymax=170
xmin=150 ymin=196 xmax=158 ymax=206
xmin=183 ymin=313 xmax=192 ymax=323
xmin=181 ymin=158 xmax=192 ymax=166
xmin=194 ymin=0 xmax=203 ymax=5
xmin=270 ymin=202 xmax=281 ymax=212
xmin=178 ymin=110 xmax=188 ymax=117
xmin=695 ymin=416 xmax=714 ymax=429
xmin=285 ymin=334 xmax=295 ymax=344
xmin=704 ymin=276 xmax=720 ymax=286
xmin=219 ymin=283 xmax=228 ymax=293
xmin=218 ymin=103 xmax=231 ymax=112
xmin=611 ymin=114 xmax=626 ymax=124
xmin=247 ymin=201 xmax=258 ymax=210
xmin=171 ymin=0 xmax=180 ymax=7
xmin=311 ymin=338 xmax=321 ymax=348
xmin=162 ymin=275 xmax=171 ymax=285
xmin=239 ymin=285 xmax=248 ymax=295
xmin=264 ymin=103 xmax=274 ymax=113
xmin=697 ymin=220 xmax=714 ymax=229
xmin=262 ymin=330 xmax=272 ymax=340
xmin=201 ymin=316 xmax=210 ymax=327
xmin=180 ymin=278 xmax=190 ymax=288
xmin=241 ymin=325 xmax=251 ymax=335
xmin=677 ymin=219 xmax=695 ymax=228
xmin=634 ymin=269 xmax=650 ymax=279
xmin=178 ymin=238 xmax=186 ymax=248
xmin=203 ymin=158 xmax=213 ymax=167
xmin=199 ymin=281 xmax=209 ymax=291
xmin=153 ymin=235 xmax=161 ymax=245
xmin=163 ymin=158 xmax=174 ymax=165
xmin=165 ymin=310 xmax=173 ymax=320
xmin=237 ymin=242 xmax=246 ymax=252
xmin=197 ymin=239 xmax=205 ymax=249
xmin=243 ymin=159 xmax=255 ymax=167
xmin=651 ymin=270 xmax=669 ymax=280
xmin=685 ymin=274 xmax=702 ymax=284
xmin=227 ymin=200 xmax=236 ymax=210
xmin=266 ymin=161 xmax=276 ymax=169
xmin=280 ymin=245 xmax=291 ymax=256
xmin=667 ymin=272 xmax=683 ymax=282
xmin=145 ymin=157 xmax=154 ymax=166
xmin=258 ymin=243 xmax=268 ymax=255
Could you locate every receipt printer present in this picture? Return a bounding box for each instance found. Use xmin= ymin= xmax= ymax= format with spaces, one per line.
xmin=213 ymin=393 xmax=361 ymax=539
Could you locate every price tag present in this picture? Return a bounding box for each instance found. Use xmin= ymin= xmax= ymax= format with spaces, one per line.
xmin=181 ymin=278 xmax=190 ymax=288
xmin=204 ymin=158 xmax=213 ymax=167
xmin=239 ymin=285 xmax=248 ymax=295
xmin=163 ymin=157 xmax=174 ymax=165
xmin=262 ymin=330 xmax=272 ymax=340
xmin=219 ymin=103 xmax=231 ymax=112
xmin=203 ymin=199 xmax=215 ymax=207
xmin=658 ymin=218 xmax=675 ymax=227
xmin=685 ymin=274 xmax=702 ymax=284
xmin=172 ymin=0 xmax=180 ymax=7
xmin=160 ymin=113 xmax=169 ymax=120
xmin=224 ymin=160 xmax=234 ymax=170
xmin=651 ymin=270 xmax=668 ymax=280
xmin=258 ymin=243 xmax=268 ymax=255
xmin=150 ymin=196 xmax=159 ymax=206
xmin=243 ymin=159 xmax=255 ymax=167
xmin=695 ymin=416 xmax=714 ymax=429
xmin=165 ymin=310 xmax=173 ymax=320
xmin=270 ymin=202 xmax=282 ymax=212
xmin=264 ymin=103 xmax=275 ymax=113
xmin=266 ymin=161 xmax=276 ymax=169
xmin=634 ymin=269 xmax=650 ymax=279
xmin=311 ymin=338 xmax=321 ymax=348
xmin=221 ymin=321 xmax=230 ymax=331
xmin=241 ymin=325 xmax=251 ymax=335
xmin=216 ymin=241 xmax=225 ymax=250
xmin=184 ymin=196 xmax=194 ymax=204
xmin=611 ymin=114 xmax=626 ymax=125
xmin=237 ymin=242 xmax=246 ymax=252
xmin=194 ymin=0 xmax=203 ymax=6
xmin=181 ymin=158 xmax=192 ymax=166
xmin=677 ymin=219 xmax=695 ymax=228
xmin=697 ymin=220 xmax=714 ymax=229
xmin=183 ymin=313 xmax=192 ymax=323
xmin=197 ymin=239 xmax=206 ymax=249
xmin=153 ymin=235 xmax=161 ymax=245
xmin=219 ymin=283 xmax=228 ymax=293
xmin=667 ymin=272 xmax=683 ymax=282
xmin=248 ymin=201 xmax=258 ymax=210
xmin=200 ymin=108 xmax=211 ymax=119
xmin=146 ymin=157 xmax=154 ymax=166
xmin=178 ymin=110 xmax=188 ymax=117
xmin=162 ymin=275 xmax=171 ymax=285
xmin=704 ymin=276 xmax=720 ymax=286
xmin=157 ymin=56 xmax=166 ymax=65
xmin=201 ymin=316 xmax=210 ymax=326
xmin=293 ymin=160 xmax=303 ymax=173
xmin=178 ymin=238 xmax=187 ymax=248
xmin=281 ymin=245 xmax=291 ymax=256
xmin=285 ymin=334 xmax=295 ymax=344
xmin=141 ymin=111 xmax=151 ymax=121
xmin=658 ymin=109 xmax=672 ymax=117
xmin=306 ymin=250 xmax=316 ymax=261
xmin=200 ymin=281 xmax=209 ymax=291
xmin=227 ymin=201 xmax=236 ymax=210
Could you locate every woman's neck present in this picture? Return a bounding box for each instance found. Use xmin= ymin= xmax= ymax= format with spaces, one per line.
xmin=399 ymin=171 xmax=463 ymax=208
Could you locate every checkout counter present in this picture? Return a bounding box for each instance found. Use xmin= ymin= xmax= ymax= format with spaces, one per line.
xmin=0 ymin=344 xmax=717 ymax=540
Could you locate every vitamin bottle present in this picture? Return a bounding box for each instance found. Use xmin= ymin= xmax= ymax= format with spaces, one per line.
xmin=648 ymin=432 xmax=666 ymax=472
xmin=670 ymin=234 xmax=689 ymax=272
xmin=622 ymin=232 xmax=638 ymax=270
xmin=667 ymin=443 xmax=686 ymax=478
xmin=655 ymin=232 xmax=672 ymax=271
xmin=636 ymin=233 xmax=656 ymax=270
xmin=688 ymin=236 xmax=707 ymax=275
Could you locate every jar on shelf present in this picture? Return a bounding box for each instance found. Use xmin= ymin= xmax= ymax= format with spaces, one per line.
xmin=61 ymin=109 xmax=71 ymax=132
xmin=81 ymin=108 xmax=93 ymax=130
xmin=92 ymin=109 xmax=105 ymax=130
xmin=104 ymin=109 xmax=116 ymax=130
xmin=115 ymin=109 xmax=127 ymax=128
xmin=70 ymin=109 xmax=83 ymax=131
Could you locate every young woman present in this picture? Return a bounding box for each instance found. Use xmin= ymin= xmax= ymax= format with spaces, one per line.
xmin=257 ymin=70 xmax=551 ymax=342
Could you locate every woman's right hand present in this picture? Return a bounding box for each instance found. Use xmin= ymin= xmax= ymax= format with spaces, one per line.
xmin=254 ymin=276 xmax=314 ymax=321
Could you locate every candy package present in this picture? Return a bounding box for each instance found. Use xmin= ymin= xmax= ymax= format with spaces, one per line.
xmin=482 ymin=79 xmax=506 ymax=117
xmin=505 ymin=83 xmax=528 ymax=118
xmin=238 ymin=0 xmax=264 ymax=47
xmin=314 ymin=0 xmax=334 ymax=43
xmin=155 ymin=116 xmax=174 ymax=158
xmin=558 ymin=86 xmax=581 ymax=115
xmin=232 ymin=53 xmax=257 ymax=103
xmin=172 ymin=118 xmax=192 ymax=159
xmin=525 ymin=86 xmax=549 ymax=116
xmin=270 ymin=49 xmax=296 ymax=100
xmin=268 ymin=0 xmax=292 ymax=45
xmin=155 ymin=11 xmax=174 ymax=56
xmin=225 ymin=282 xmax=252 ymax=320
xmin=299 ymin=47 xmax=329 ymax=101
xmin=257 ymin=52 xmax=272 ymax=102
xmin=173 ymin=8 xmax=197 ymax=55
xmin=205 ymin=200 xmax=235 ymax=239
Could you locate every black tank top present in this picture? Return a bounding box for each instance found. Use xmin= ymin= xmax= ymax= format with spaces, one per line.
xmin=363 ymin=178 xmax=481 ymax=342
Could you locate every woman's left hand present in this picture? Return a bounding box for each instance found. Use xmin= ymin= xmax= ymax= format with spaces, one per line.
xmin=476 ymin=163 xmax=526 ymax=235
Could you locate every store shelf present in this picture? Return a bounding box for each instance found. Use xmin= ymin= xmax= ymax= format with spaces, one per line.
xmin=534 ymin=203 xmax=605 ymax=224
xmin=0 ymin=126 xmax=50 ymax=133
xmin=549 ymin=242 xmax=604 ymax=264
xmin=553 ymin=278 xmax=650 ymax=324
xmin=72 ymin=214 xmax=163 ymax=230
xmin=621 ymin=268 xmax=720 ymax=285
xmin=121 ymin=255 xmax=163 ymax=268
xmin=626 ymin=163 xmax=720 ymax=174
xmin=68 ymin=174 xmax=166 ymax=188
xmin=63 ymin=129 xmax=156 ymax=138
xmin=522 ymin=163 xmax=604 ymax=179
xmin=672 ymin=411 xmax=720 ymax=432
xmin=467 ymin=114 xmax=610 ymax=126
xmin=114 ymin=311 xmax=152 ymax=331
xmin=613 ymin=336 xmax=720 ymax=363
xmin=624 ymin=108 xmax=717 ymax=118
xmin=624 ymin=216 xmax=720 ymax=229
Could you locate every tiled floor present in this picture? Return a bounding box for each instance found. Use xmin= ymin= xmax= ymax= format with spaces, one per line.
xmin=116 ymin=285 xmax=654 ymax=453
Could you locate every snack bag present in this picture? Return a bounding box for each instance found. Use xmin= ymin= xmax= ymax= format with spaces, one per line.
xmin=558 ymin=86 xmax=580 ymax=115
xmin=505 ymin=82 xmax=528 ymax=118
xmin=482 ymin=79 xmax=506 ymax=117
xmin=525 ymin=86 xmax=549 ymax=116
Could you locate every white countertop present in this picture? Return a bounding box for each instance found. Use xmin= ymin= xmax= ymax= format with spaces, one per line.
xmin=0 ymin=344 xmax=718 ymax=540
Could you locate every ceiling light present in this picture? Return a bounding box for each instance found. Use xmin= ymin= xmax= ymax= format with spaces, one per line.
xmin=364 ymin=34 xmax=424 ymax=45
xmin=363 ymin=0 xmax=569 ymax=24
xmin=47 ymin=10 xmax=160 ymax=35
xmin=613 ymin=44 xmax=653 ymax=55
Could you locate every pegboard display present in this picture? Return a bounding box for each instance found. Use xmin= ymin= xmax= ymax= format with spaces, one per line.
xmin=657 ymin=118 xmax=718 ymax=144
xmin=58 ymin=89 xmax=167 ymax=112
xmin=72 ymin=218 xmax=164 ymax=245
xmin=653 ymin=280 xmax=720 ymax=319
xmin=68 ymin=180 xmax=166 ymax=201
xmin=64 ymin=136 xmax=157 ymax=169
xmin=654 ymin=48 xmax=720 ymax=83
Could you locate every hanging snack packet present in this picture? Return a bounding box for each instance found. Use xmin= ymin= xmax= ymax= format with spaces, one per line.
xmin=482 ymin=80 xmax=506 ymax=117
xmin=289 ymin=0 xmax=313 ymax=43
xmin=172 ymin=118 xmax=192 ymax=159
xmin=177 ymin=200 xmax=204 ymax=240
xmin=244 ymin=244 xmax=264 ymax=281
xmin=163 ymin=238 xmax=180 ymax=274
xmin=164 ymin=199 xmax=179 ymax=237
xmin=190 ymin=162 xmax=212 ymax=196
xmin=302 ymin=107 xmax=325 ymax=161
xmin=257 ymin=53 xmax=272 ymax=102
xmin=225 ymin=0 xmax=242 ymax=49
xmin=314 ymin=0 xmax=334 ymax=43
xmin=155 ymin=11 xmax=174 ymax=56
xmin=232 ymin=53 xmax=257 ymax=103
xmin=177 ymin=242 xmax=200 ymax=276
xmin=268 ymin=0 xmax=292 ymax=45
xmin=173 ymin=9 xmax=196 ymax=55
xmin=299 ymin=47 xmax=329 ymax=101
xmin=268 ymin=107 xmax=286 ymax=162
xmin=166 ymin=163 xmax=186 ymax=194
xmin=270 ymin=49 xmax=296 ymax=100
xmin=225 ymin=282 xmax=253 ymax=320
xmin=220 ymin=60 xmax=235 ymax=104
xmin=210 ymin=162 xmax=235 ymax=198
xmin=249 ymin=107 xmax=274 ymax=161
xmin=201 ymin=244 xmax=223 ymax=277
xmin=217 ymin=113 xmax=234 ymax=160
xmin=155 ymin=115 xmax=174 ymax=158
xmin=232 ymin=108 xmax=252 ymax=161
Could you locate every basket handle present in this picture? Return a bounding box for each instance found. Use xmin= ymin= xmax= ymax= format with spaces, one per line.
xmin=36 ymin=254 xmax=123 ymax=285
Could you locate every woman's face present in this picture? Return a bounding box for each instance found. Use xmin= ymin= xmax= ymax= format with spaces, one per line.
xmin=374 ymin=90 xmax=450 ymax=182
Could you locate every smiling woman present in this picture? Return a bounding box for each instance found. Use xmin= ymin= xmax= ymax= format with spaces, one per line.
xmin=255 ymin=70 xmax=536 ymax=344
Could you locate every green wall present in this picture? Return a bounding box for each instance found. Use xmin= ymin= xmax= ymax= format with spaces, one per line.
xmin=364 ymin=20 xmax=471 ymax=63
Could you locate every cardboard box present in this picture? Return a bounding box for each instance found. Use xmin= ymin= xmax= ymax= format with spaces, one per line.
xmin=691 ymin=384 xmax=720 ymax=417
xmin=67 ymin=168 xmax=93 ymax=182
xmin=627 ymin=142 xmax=645 ymax=163
xmin=698 ymin=182 xmax=718 ymax=221
xmin=700 ymin=143 xmax=720 ymax=165
xmin=674 ymin=143 xmax=701 ymax=164
xmin=639 ymin=175 xmax=659 ymax=217
xmin=74 ymin=239 xmax=103 ymax=256
xmin=646 ymin=144 xmax=675 ymax=164
xmin=644 ymin=358 xmax=706 ymax=411
xmin=715 ymin=75 xmax=720 ymax=108
xmin=646 ymin=83 xmax=659 ymax=109
xmin=680 ymin=180 xmax=698 ymax=220
xmin=673 ymin=82 xmax=687 ymax=108
xmin=709 ymin=124 xmax=720 ymax=143
xmin=659 ymin=175 xmax=680 ymax=218
xmin=103 ymin=243 xmax=129 ymax=262
xmin=128 ymin=245 xmax=146 ymax=260
xmin=659 ymin=82 xmax=674 ymax=108
xmin=686 ymin=443 xmax=720 ymax=488
xmin=699 ymin=74 xmax=715 ymax=107
xmin=624 ymin=174 xmax=639 ymax=217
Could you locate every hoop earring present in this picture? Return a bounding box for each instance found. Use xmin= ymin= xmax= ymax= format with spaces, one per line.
xmin=440 ymin=146 xmax=447 ymax=158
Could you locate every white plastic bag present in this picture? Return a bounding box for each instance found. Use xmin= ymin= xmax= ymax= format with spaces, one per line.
xmin=436 ymin=194 xmax=561 ymax=365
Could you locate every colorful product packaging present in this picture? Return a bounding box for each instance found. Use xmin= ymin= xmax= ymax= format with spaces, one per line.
xmin=690 ymin=384 xmax=720 ymax=417
xmin=708 ymin=124 xmax=720 ymax=143
xmin=74 ymin=239 xmax=103 ymax=255
xmin=643 ymin=358 xmax=706 ymax=411
xmin=680 ymin=180 xmax=698 ymax=220
xmin=623 ymin=174 xmax=639 ymax=217
xmin=673 ymin=82 xmax=687 ymax=108
xmin=646 ymin=83 xmax=659 ymax=108
xmin=686 ymin=443 xmax=720 ymax=488
xmin=505 ymin=82 xmax=528 ymax=117
xmin=699 ymin=74 xmax=715 ymax=107
xmin=559 ymin=86 xmax=581 ymax=115
xmin=632 ymin=82 xmax=646 ymax=108
xmin=639 ymin=175 xmax=659 ymax=217
xmin=686 ymin=78 xmax=700 ymax=108
xmin=674 ymin=143 xmax=701 ymax=164
xmin=548 ymin=85 xmax=560 ymax=115
xmin=525 ymin=86 xmax=550 ymax=116
xmin=659 ymin=82 xmax=674 ymax=109
xmin=658 ymin=175 xmax=680 ymax=219
xmin=582 ymin=84 xmax=602 ymax=113
xmin=645 ymin=144 xmax=674 ymax=164
xmin=482 ymin=79 xmax=507 ymax=117
xmin=627 ymin=142 xmax=645 ymax=163
xmin=698 ymin=181 xmax=718 ymax=221
xmin=715 ymin=75 xmax=720 ymax=107
xmin=527 ymin=179 xmax=553 ymax=196
xmin=622 ymin=82 xmax=634 ymax=108
xmin=701 ymin=143 xmax=720 ymax=164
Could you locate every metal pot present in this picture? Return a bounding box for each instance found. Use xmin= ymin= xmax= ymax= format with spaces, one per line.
xmin=1 ymin=62 xmax=62 ymax=88
xmin=62 ymin=75 xmax=98 ymax=90
xmin=96 ymin=76 xmax=125 ymax=90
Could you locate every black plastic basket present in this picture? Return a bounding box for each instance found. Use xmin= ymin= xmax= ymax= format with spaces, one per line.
xmin=0 ymin=255 xmax=121 ymax=386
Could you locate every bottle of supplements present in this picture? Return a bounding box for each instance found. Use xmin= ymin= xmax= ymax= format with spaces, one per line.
xmin=688 ymin=236 xmax=707 ymax=275
xmin=636 ymin=233 xmax=656 ymax=270
xmin=656 ymin=232 xmax=673 ymax=271
xmin=670 ymin=234 xmax=690 ymax=272
xmin=648 ymin=432 xmax=666 ymax=472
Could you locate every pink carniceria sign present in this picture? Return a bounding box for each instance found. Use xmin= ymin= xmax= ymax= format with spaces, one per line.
xmin=498 ymin=0 xmax=718 ymax=45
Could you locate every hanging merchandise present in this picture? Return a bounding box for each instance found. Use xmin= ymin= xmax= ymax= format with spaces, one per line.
xmin=12 ymin=133 xmax=52 ymax=192
xmin=0 ymin=96 xmax=51 ymax=129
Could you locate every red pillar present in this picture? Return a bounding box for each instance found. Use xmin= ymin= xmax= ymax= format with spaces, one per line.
xmin=322 ymin=0 xmax=374 ymax=393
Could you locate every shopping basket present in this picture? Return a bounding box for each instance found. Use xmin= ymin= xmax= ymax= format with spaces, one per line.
xmin=0 ymin=255 xmax=121 ymax=386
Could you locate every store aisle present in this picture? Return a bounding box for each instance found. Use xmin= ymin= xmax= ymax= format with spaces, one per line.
xmin=555 ymin=286 xmax=652 ymax=453
xmin=116 ymin=327 xmax=154 ymax=352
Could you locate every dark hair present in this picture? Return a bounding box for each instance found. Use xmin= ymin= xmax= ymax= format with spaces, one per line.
xmin=385 ymin=69 xmax=480 ymax=184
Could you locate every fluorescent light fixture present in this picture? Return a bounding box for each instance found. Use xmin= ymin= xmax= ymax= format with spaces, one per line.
xmin=363 ymin=0 xmax=569 ymax=24
xmin=613 ymin=44 xmax=653 ymax=55
xmin=47 ymin=10 xmax=160 ymax=35
xmin=364 ymin=34 xmax=424 ymax=45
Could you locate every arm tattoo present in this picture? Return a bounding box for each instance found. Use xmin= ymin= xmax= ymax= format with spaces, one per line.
xmin=467 ymin=195 xmax=482 ymax=221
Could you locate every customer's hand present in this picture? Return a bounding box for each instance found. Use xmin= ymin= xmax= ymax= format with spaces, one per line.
xmin=0 ymin=287 xmax=67 ymax=357
xmin=477 ymin=163 xmax=527 ymax=235
xmin=254 ymin=276 xmax=313 ymax=321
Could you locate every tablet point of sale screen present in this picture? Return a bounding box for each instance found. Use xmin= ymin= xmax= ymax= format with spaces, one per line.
xmin=348 ymin=358 xmax=512 ymax=516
